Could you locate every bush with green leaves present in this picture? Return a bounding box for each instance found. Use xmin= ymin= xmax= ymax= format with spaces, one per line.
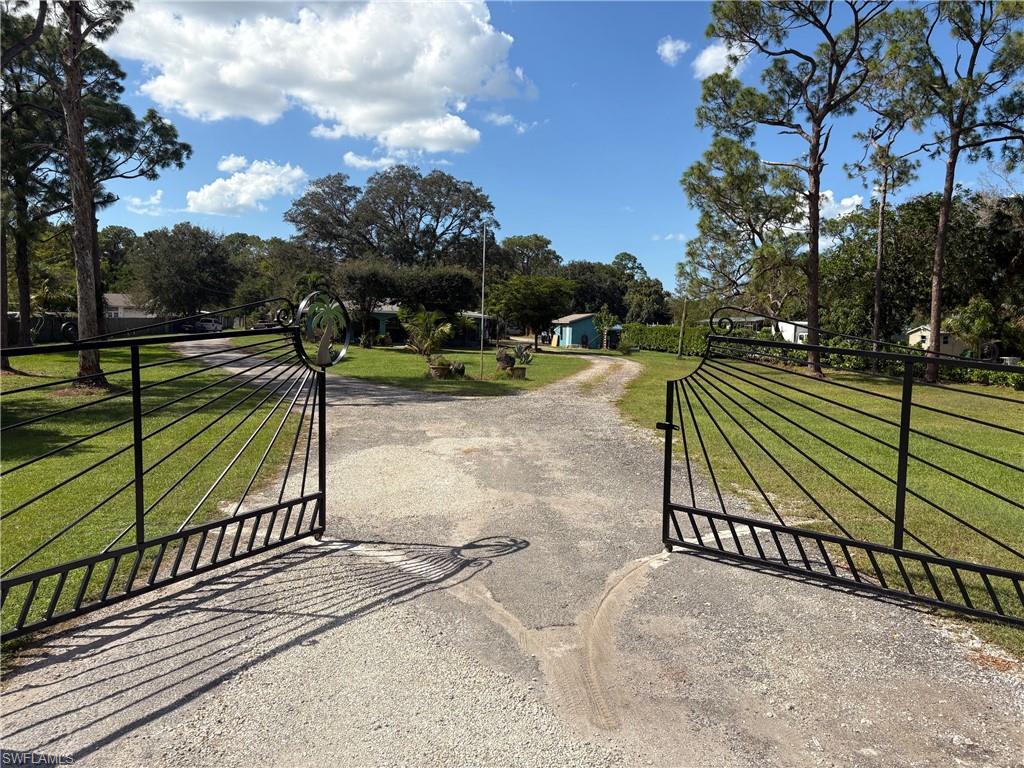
xmin=619 ymin=323 xmax=708 ymax=355
xmin=400 ymin=308 xmax=453 ymax=357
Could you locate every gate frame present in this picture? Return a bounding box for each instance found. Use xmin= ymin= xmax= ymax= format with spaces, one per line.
xmin=659 ymin=308 xmax=1024 ymax=628
xmin=0 ymin=292 xmax=349 ymax=641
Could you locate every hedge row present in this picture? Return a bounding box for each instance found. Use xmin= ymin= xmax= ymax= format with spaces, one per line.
xmin=619 ymin=323 xmax=708 ymax=355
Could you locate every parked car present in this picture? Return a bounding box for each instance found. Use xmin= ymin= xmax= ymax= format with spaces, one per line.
xmin=180 ymin=316 xmax=223 ymax=333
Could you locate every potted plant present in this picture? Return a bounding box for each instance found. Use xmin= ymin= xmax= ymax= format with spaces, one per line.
xmin=510 ymin=343 xmax=533 ymax=379
xmin=496 ymin=347 xmax=515 ymax=373
xmin=400 ymin=308 xmax=454 ymax=375
xmin=428 ymin=355 xmax=453 ymax=379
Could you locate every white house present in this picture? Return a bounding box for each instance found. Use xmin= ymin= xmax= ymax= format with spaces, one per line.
xmin=906 ymin=324 xmax=969 ymax=357
xmin=103 ymin=293 xmax=158 ymax=319
xmin=776 ymin=320 xmax=810 ymax=344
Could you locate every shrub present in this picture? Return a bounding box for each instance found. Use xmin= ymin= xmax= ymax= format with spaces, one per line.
xmin=401 ymin=308 xmax=453 ymax=356
xmin=619 ymin=323 xmax=708 ymax=355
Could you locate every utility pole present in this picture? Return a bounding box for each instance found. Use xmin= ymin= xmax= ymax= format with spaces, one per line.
xmin=479 ymin=223 xmax=487 ymax=380
xmin=676 ymin=297 xmax=688 ymax=357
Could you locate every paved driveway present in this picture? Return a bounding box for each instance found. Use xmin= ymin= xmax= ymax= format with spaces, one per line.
xmin=3 ymin=354 xmax=1022 ymax=767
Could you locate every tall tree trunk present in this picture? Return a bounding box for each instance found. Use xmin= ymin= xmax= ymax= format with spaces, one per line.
xmin=871 ymin=170 xmax=888 ymax=373
xmin=1 ymin=220 xmax=11 ymax=371
xmin=91 ymin=197 xmax=105 ymax=335
xmin=926 ymin=141 xmax=959 ymax=383
xmin=676 ymin=298 xmax=688 ymax=357
xmin=14 ymin=190 xmax=33 ymax=346
xmin=60 ymin=1 xmax=106 ymax=385
xmin=805 ymin=128 xmax=823 ymax=375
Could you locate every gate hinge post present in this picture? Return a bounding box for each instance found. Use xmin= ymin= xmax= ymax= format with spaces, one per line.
xmin=662 ymin=380 xmax=675 ymax=546
xmin=892 ymin=361 xmax=914 ymax=550
xmin=131 ymin=345 xmax=146 ymax=548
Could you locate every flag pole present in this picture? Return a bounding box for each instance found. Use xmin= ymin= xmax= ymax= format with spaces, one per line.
xmin=479 ymin=223 xmax=487 ymax=381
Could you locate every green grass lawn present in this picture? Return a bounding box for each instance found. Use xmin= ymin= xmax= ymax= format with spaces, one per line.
xmin=1 ymin=337 xmax=308 ymax=636
xmin=619 ymin=350 xmax=1024 ymax=653
xmin=232 ymin=336 xmax=592 ymax=395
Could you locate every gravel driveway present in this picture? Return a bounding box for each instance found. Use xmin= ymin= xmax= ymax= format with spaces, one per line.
xmin=3 ymin=352 xmax=1022 ymax=767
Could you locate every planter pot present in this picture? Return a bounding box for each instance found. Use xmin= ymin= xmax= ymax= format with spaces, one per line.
xmin=428 ymin=364 xmax=453 ymax=380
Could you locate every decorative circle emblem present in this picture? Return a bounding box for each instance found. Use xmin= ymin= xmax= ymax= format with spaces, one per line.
xmin=294 ymin=291 xmax=351 ymax=369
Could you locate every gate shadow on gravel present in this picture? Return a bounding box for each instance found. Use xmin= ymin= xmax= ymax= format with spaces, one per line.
xmin=2 ymin=536 xmax=528 ymax=759
xmin=680 ymin=549 xmax=933 ymax=617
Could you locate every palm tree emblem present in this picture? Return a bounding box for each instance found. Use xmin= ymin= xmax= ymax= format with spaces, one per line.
xmin=307 ymin=297 xmax=348 ymax=367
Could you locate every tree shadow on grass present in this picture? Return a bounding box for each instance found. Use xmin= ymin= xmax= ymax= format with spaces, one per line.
xmin=323 ymin=374 xmax=529 ymax=406
xmin=1 ymin=535 xmax=528 ymax=759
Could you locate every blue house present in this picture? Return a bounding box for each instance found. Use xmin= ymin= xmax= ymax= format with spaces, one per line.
xmin=553 ymin=313 xmax=599 ymax=349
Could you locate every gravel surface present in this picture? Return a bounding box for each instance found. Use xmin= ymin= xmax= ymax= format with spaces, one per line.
xmin=3 ymin=350 xmax=1022 ymax=767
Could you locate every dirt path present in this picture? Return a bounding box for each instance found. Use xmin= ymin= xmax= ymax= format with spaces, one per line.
xmin=3 ymin=353 xmax=1022 ymax=767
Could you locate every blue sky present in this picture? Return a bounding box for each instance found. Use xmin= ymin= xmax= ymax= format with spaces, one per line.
xmin=99 ymin=1 xmax=995 ymax=289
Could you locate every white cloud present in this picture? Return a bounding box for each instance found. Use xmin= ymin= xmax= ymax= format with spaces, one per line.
xmin=216 ymin=154 xmax=249 ymax=173
xmin=484 ymin=112 xmax=515 ymax=127
xmin=820 ymin=190 xmax=864 ymax=219
xmin=125 ymin=189 xmax=164 ymax=216
xmin=378 ymin=115 xmax=480 ymax=153
xmin=692 ymin=40 xmax=749 ymax=79
xmin=186 ymin=160 xmax=307 ymax=216
xmin=483 ymin=111 xmax=538 ymax=134
xmin=652 ymin=233 xmax=687 ymax=242
xmin=106 ymin=2 xmax=528 ymax=155
xmin=656 ymin=36 xmax=691 ymax=66
xmin=343 ymin=151 xmax=398 ymax=171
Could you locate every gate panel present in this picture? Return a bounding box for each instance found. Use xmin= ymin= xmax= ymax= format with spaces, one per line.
xmin=660 ymin=309 xmax=1024 ymax=627
xmin=1 ymin=292 xmax=349 ymax=640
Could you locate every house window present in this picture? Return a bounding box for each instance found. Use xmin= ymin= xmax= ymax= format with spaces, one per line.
xmin=919 ymin=335 xmax=926 ymax=344
xmin=798 ymin=333 xmax=808 ymax=343
xmin=106 ymin=308 xmax=120 ymax=319
xmin=941 ymin=334 xmax=950 ymax=345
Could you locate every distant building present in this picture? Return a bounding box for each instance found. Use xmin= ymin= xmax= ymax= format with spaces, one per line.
xmin=354 ymin=303 xmax=496 ymax=346
xmin=776 ymin=320 xmax=810 ymax=344
xmin=103 ymin=293 xmax=158 ymax=319
xmin=553 ymin=313 xmax=599 ymax=349
xmin=906 ymin=324 xmax=969 ymax=357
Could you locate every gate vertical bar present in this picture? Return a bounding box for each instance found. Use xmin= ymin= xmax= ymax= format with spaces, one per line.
xmin=317 ymin=369 xmax=327 ymax=532
xmin=662 ymin=380 xmax=674 ymax=546
xmin=892 ymin=360 xmax=914 ymax=549
xmin=130 ymin=344 xmax=146 ymax=547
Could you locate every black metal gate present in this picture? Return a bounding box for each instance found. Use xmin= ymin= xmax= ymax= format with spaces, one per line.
xmin=1 ymin=292 xmax=349 ymax=640
xmin=659 ymin=309 xmax=1024 ymax=627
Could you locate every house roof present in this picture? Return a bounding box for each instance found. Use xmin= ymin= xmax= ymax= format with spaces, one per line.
xmin=104 ymin=293 xmax=138 ymax=308
xmin=552 ymin=313 xmax=594 ymax=325
xmin=907 ymin=324 xmax=952 ymax=334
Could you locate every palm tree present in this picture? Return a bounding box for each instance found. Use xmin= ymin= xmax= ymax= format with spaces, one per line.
xmin=401 ymin=308 xmax=453 ymax=358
